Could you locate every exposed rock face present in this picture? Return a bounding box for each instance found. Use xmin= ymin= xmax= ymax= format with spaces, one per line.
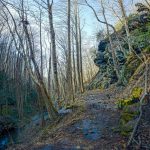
xmin=92 ymin=6 xmax=150 ymax=89
xmin=128 ymin=3 xmax=150 ymax=31
xmin=94 ymin=52 xmax=107 ymax=67
xmin=98 ymin=40 xmax=109 ymax=52
xmin=94 ymin=38 xmax=126 ymax=87
xmin=135 ymin=3 xmax=150 ymax=13
xmin=127 ymin=14 xmax=150 ymax=31
xmin=116 ymin=51 xmax=126 ymax=64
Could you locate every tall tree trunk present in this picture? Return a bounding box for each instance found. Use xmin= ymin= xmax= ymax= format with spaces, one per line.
xmin=74 ymin=0 xmax=81 ymax=91
xmin=39 ymin=10 xmax=43 ymax=79
xmin=72 ymin=27 xmax=77 ymax=93
xmin=20 ymin=0 xmax=58 ymax=119
xmin=48 ymin=43 xmax=52 ymax=93
xmin=78 ymin=12 xmax=84 ymax=93
xmin=15 ymin=53 xmax=24 ymax=119
xmin=47 ymin=0 xmax=60 ymax=107
xmin=39 ymin=9 xmax=45 ymax=126
xmin=66 ymin=0 xmax=74 ymax=102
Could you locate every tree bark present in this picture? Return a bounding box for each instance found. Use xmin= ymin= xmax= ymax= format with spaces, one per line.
xmin=78 ymin=12 xmax=84 ymax=93
xmin=47 ymin=0 xmax=60 ymax=107
xmin=66 ymin=0 xmax=74 ymax=102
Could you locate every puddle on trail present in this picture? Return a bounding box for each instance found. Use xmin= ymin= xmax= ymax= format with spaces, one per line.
xmin=74 ymin=119 xmax=101 ymax=141
xmin=82 ymin=119 xmax=100 ymax=140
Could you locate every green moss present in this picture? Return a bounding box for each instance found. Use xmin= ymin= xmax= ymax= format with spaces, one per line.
xmin=127 ymin=21 xmax=150 ymax=66
xmin=99 ymin=84 xmax=104 ymax=91
xmin=123 ymin=104 xmax=140 ymax=114
xmin=116 ymin=87 xmax=143 ymax=110
xmin=131 ymin=87 xmax=143 ymax=99
xmin=120 ymin=125 xmax=133 ymax=136
xmin=117 ymin=107 xmax=139 ymax=137
xmin=116 ymin=87 xmax=142 ymax=137
xmin=120 ymin=111 xmax=136 ymax=124
xmin=115 ymin=112 xmax=134 ymax=137
xmin=116 ymin=98 xmax=135 ymax=110
xmin=118 ymin=105 xmax=139 ymax=136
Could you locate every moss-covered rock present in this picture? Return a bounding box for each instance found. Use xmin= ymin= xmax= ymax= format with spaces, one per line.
xmin=120 ymin=125 xmax=133 ymax=136
xmin=116 ymin=104 xmax=139 ymax=137
xmin=116 ymin=87 xmax=143 ymax=110
xmin=118 ymin=109 xmax=139 ymax=136
xmin=131 ymin=87 xmax=143 ymax=99
xmin=90 ymin=3 xmax=150 ymax=90
xmin=115 ymin=87 xmax=142 ymax=137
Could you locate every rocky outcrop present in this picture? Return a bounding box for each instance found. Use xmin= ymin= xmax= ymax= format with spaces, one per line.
xmin=94 ymin=38 xmax=126 ymax=88
xmin=91 ymin=4 xmax=150 ymax=90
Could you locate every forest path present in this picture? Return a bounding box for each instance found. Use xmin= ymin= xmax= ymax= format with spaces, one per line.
xmin=29 ymin=89 xmax=126 ymax=150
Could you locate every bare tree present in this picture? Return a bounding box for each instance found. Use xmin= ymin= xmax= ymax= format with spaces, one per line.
xmin=78 ymin=10 xmax=84 ymax=93
xmin=47 ymin=0 xmax=60 ymax=107
xmin=1 ymin=0 xmax=58 ymax=120
xmin=66 ymin=0 xmax=74 ymax=102
xmin=117 ymin=0 xmax=132 ymax=53
xmin=100 ymin=0 xmax=120 ymax=81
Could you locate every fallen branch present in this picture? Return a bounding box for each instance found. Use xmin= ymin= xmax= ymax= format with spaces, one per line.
xmin=127 ymin=93 xmax=147 ymax=147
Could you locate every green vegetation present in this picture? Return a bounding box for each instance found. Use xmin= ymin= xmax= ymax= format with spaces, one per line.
xmin=115 ymin=87 xmax=142 ymax=136
xmin=0 ymin=1 xmax=149 ymax=149
xmin=116 ymin=87 xmax=143 ymax=110
xmin=124 ymin=54 xmax=141 ymax=80
xmin=118 ymin=104 xmax=140 ymax=136
xmin=0 ymin=70 xmax=38 ymax=120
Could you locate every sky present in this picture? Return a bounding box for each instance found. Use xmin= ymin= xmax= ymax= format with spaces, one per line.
xmin=79 ymin=0 xmax=143 ymax=37
xmin=2 ymin=0 xmax=145 ymax=78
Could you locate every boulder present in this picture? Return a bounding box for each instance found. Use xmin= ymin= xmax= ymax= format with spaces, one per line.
xmin=94 ymin=53 xmax=107 ymax=66
xmin=98 ymin=40 xmax=109 ymax=52
xmin=116 ymin=51 xmax=126 ymax=64
xmin=140 ymin=13 xmax=150 ymax=23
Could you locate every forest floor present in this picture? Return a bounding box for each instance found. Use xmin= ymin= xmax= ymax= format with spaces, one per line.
xmin=8 ymin=87 xmax=130 ymax=150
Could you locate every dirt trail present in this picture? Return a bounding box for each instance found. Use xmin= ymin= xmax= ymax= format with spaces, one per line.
xmin=11 ymin=90 xmax=127 ymax=150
